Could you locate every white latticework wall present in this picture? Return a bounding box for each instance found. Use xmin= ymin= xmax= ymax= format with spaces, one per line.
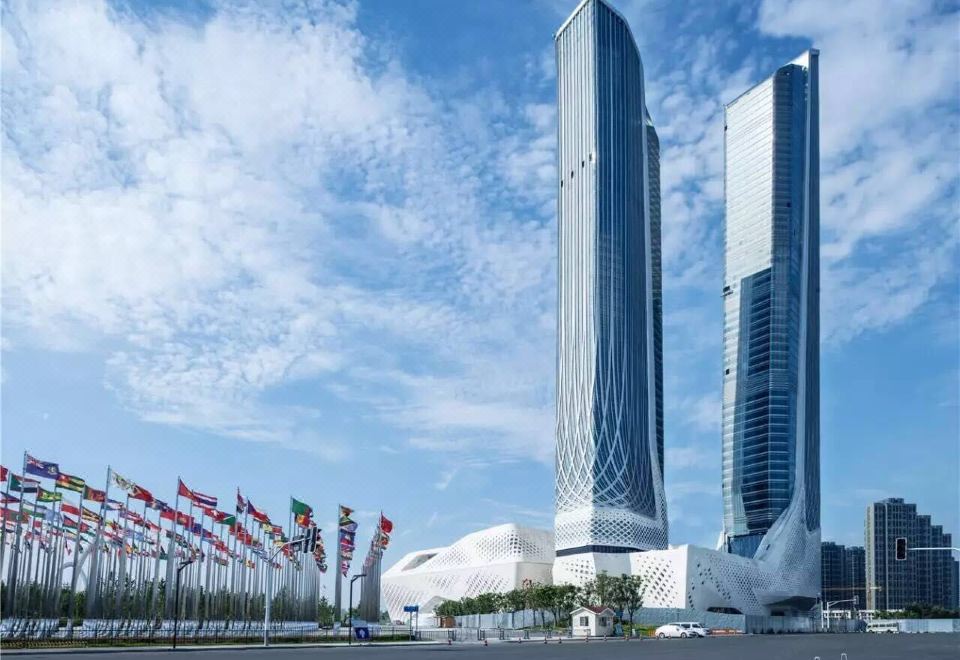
xmin=380 ymin=524 xmax=554 ymax=622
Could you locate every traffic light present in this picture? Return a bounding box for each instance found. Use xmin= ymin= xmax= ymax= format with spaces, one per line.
xmin=302 ymin=526 xmax=318 ymax=554
xmin=895 ymin=537 xmax=908 ymax=561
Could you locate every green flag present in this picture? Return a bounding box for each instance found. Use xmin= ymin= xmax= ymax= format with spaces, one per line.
xmin=217 ymin=515 xmax=237 ymax=526
xmin=56 ymin=473 xmax=86 ymax=493
xmin=37 ymin=487 xmax=63 ymax=503
xmin=291 ymin=498 xmax=312 ymax=517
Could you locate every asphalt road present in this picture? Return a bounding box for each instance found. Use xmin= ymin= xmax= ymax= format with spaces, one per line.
xmin=7 ymin=634 xmax=960 ymax=660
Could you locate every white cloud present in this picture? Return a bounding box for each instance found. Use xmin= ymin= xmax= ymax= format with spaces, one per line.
xmin=2 ymin=0 xmax=557 ymax=462
xmin=758 ymin=0 xmax=959 ymax=339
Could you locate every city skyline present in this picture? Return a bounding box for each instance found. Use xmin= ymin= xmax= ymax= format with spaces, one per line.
xmin=2 ymin=0 xmax=958 ymax=604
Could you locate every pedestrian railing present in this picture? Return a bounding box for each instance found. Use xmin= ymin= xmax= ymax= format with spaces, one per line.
xmin=0 ymin=621 xmax=415 ymax=649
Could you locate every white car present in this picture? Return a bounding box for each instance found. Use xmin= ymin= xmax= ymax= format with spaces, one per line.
xmin=655 ymin=622 xmax=708 ymax=638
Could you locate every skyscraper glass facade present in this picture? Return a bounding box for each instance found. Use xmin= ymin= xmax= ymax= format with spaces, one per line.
xmin=554 ymin=0 xmax=666 ymax=556
xmin=721 ymin=51 xmax=820 ymax=561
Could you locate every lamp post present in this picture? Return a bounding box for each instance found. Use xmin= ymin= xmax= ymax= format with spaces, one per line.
xmin=172 ymin=558 xmax=195 ymax=649
xmin=348 ymin=573 xmax=366 ymax=646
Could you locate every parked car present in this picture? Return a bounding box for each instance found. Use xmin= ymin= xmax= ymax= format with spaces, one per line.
xmin=655 ymin=622 xmax=708 ymax=638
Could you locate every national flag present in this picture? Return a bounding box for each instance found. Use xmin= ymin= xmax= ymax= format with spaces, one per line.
xmin=81 ymin=507 xmax=102 ymax=524
xmin=106 ymin=499 xmax=124 ymax=511
xmin=1 ymin=492 xmax=20 ymax=504
xmin=246 ymin=500 xmax=270 ymax=524
xmin=217 ymin=514 xmax=237 ymax=527
xmin=147 ymin=498 xmax=167 ymax=511
xmin=131 ymin=484 xmax=153 ymax=503
xmin=338 ymin=505 xmax=354 ymax=526
xmin=1 ymin=509 xmax=27 ymax=523
xmin=236 ymin=489 xmax=245 ymax=515
xmin=61 ymin=502 xmax=81 ymax=516
xmin=0 ymin=465 xmax=8 ymax=483
xmin=83 ymin=486 xmax=106 ymax=503
xmin=37 ymin=487 xmax=62 ymax=503
xmin=10 ymin=474 xmax=40 ymax=493
xmin=56 ymin=473 xmax=86 ymax=493
xmin=112 ymin=471 xmax=135 ymax=492
xmin=379 ymin=514 xmax=394 ymax=534
xmin=192 ymin=490 xmax=217 ymax=508
xmin=177 ymin=479 xmax=194 ymax=499
xmin=291 ymin=498 xmax=312 ymax=519
xmin=25 ymin=454 xmax=60 ymax=480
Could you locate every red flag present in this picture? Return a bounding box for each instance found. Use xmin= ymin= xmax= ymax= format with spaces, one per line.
xmin=379 ymin=514 xmax=394 ymax=534
xmin=131 ymin=484 xmax=154 ymax=503
xmin=177 ymin=479 xmax=193 ymax=499
xmin=62 ymin=503 xmax=81 ymax=516
xmin=160 ymin=508 xmax=175 ymax=522
xmin=83 ymin=486 xmax=106 ymax=503
xmin=0 ymin=465 xmax=8 ymax=483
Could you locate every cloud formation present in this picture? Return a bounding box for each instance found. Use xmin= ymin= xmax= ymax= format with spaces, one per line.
xmin=3 ymin=0 xmax=555 ymax=460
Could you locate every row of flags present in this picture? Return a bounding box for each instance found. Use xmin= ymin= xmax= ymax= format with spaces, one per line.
xmin=2 ymin=452 xmax=394 ymax=623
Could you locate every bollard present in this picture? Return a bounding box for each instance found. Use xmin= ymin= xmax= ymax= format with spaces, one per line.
xmin=484 ymin=638 xmax=488 ymax=646
xmin=448 ymin=638 xmax=452 ymax=646
xmin=558 ymin=637 xmax=562 ymax=644
xmin=841 ymin=655 xmax=848 ymax=660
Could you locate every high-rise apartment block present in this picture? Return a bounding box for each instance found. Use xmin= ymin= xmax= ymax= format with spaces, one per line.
xmin=821 ymin=541 xmax=866 ymax=609
xmin=865 ymin=498 xmax=958 ymax=610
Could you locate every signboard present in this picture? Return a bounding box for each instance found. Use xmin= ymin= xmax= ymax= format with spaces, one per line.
xmin=354 ymin=626 xmax=370 ymax=640
xmin=403 ymin=604 xmax=419 ymax=613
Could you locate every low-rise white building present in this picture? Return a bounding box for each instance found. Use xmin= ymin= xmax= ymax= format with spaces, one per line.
xmin=570 ymin=605 xmax=615 ymax=637
xmin=380 ymin=524 xmax=554 ymax=622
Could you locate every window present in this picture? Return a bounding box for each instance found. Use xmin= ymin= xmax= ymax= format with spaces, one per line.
xmin=599 ymin=617 xmax=608 ymax=626
xmin=579 ymin=616 xmax=589 ymax=627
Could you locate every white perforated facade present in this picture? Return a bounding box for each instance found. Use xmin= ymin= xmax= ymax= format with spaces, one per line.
xmin=380 ymin=524 xmax=555 ymax=622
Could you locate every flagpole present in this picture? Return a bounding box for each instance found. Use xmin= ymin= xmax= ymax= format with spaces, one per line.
xmin=66 ymin=487 xmax=83 ymax=629
xmin=7 ymin=451 xmax=27 ymax=616
xmin=334 ymin=504 xmax=342 ymax=621
xmin=85 ymin=465 xmax=111 ymax=618
xmin=165 ymin=478 xmax=181 ymax=619
xmin=230 ymin=489 xmax=240 ymax=623
xmin=241 ymin=500 xmax=250 ymax=621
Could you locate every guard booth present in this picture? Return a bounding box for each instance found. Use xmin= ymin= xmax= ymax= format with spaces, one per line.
xmin=570 ymin=606 xmax=615 ymax=637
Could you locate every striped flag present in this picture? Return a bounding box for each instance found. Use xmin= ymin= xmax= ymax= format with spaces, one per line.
xmin=56 ymin=473 xmax=86 ymax=492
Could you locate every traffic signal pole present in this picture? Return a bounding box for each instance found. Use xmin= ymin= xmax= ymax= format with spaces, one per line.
xmin=264 ymin=528 xmax=318 ymax=647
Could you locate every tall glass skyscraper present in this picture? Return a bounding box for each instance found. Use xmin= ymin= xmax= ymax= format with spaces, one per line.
xmin=554 ymin=0 xmax=667 ymax=568
xmin=721 ymin=51 xmax=820 ymax=582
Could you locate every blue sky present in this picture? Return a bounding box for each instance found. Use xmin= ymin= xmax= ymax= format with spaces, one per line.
xmin=2 ymin=0 xmax=958 ymax=598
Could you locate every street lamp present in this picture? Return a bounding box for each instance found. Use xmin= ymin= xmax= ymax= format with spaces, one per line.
xmin=348 ymin=573 xmax=367 ymax=646
xmin=172 ymin=558 xmax=195 ymax=649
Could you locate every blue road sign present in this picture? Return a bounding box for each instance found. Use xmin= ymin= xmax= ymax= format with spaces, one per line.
xmin=354 ymin=626 xmax=370 ymax=640
xmin=403 ymin=604 xmax=419 ymax=612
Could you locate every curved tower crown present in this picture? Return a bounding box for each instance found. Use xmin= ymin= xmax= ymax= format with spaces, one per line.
xmin=721 ymin=50 xmax=820 ymax=605
xmin=554 ymin=0 xmax=667 ymax=558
